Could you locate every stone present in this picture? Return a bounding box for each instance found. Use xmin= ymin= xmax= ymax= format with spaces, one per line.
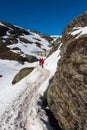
xmin=47 ymin=11 xmax=87 ymax=130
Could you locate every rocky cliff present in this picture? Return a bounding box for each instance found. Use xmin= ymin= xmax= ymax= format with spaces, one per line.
xmin=47 ymin=11 xmax=87 ymax=130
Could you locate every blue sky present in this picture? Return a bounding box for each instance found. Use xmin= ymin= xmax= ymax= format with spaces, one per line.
xmin=0 ymin=0 xmax=87 ymax=35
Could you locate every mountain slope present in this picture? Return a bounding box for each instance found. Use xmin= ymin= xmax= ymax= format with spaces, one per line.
xmin=0 ymin=21 xmax=61 ymax=91
xmin=0 ymin=21 xmax=53 ymax=63
xmin=0 ymin=21 xmax=62 ymax=130
xmin=0 ymin=44 xmax=62 ymax=130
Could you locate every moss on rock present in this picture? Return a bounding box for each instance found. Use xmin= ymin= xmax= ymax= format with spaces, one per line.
xmin=12 ymin=67 xmax=34 ymax=84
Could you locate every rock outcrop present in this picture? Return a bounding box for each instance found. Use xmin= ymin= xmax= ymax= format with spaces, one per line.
xmin=47 ymin=11 xmax=87 ymax=130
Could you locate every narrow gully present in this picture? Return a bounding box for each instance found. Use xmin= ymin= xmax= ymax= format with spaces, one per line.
xmin=41 ymin=97 xmax=63 ymax=130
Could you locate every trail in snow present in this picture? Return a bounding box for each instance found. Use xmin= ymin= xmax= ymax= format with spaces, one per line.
xmin=0 ymin=66 xmax=51 ymax=130
xmin=0 ymin=43 xmax=62 ymax=130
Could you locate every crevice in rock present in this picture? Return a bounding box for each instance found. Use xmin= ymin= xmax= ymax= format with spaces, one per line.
xmin=42 ymin=97 xmax=63 ymax=130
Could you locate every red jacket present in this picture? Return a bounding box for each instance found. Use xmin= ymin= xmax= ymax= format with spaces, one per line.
xmin=39 ymin=58 xmax=44 ymax=64
xmin=39 ymin=58 xmax=42 ymax=63
xmin=41 ymin=58 xmax=44 ymax=64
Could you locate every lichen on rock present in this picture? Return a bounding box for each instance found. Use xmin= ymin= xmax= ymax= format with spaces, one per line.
xmin=47 ymin=11 xmax=87 ymax=130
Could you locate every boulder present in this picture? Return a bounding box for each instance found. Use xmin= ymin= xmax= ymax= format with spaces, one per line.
xmin=47 ymin=12 xmax=87 ymax=130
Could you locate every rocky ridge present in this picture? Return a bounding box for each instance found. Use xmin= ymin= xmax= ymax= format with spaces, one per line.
xmin=47 ymin=11 xmax=87 ymax=130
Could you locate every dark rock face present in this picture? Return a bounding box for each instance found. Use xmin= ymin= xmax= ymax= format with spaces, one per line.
xmin=47 ymin=12 xmax=87 ymax=130
xmin=62 ymin=11 xmax=87 ymax=44
xmin=63 ymin=11 xmax=87 ymax=35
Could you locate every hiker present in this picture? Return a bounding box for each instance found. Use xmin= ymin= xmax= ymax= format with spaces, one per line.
xmin=39 ymin=58 xmax=42 ymax=65
xmin=39 ymin=58 xmax=44 ymax=68
xmin=41 ymin=58 xmax=44 ymax=68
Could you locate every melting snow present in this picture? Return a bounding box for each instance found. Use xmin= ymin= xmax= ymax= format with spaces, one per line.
xmin=71 ymin=26 xmax=87 ymax=36
xmin=0 ymin=32 xmax=62 ymax=129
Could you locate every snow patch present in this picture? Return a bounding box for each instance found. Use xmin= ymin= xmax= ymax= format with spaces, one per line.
xmin=71 ymin=26 xmax=87 ymax=37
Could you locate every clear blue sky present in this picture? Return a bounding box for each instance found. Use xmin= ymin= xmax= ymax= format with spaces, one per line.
xmin=0 ymin=0 xmax=87 ymax=35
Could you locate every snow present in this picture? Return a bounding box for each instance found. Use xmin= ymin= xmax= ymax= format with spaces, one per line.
xmin=50 ymin=35 xmax=61 ymax=42
xmin=38 ymin=43 xmax=62 ymax=96
xmin=0 ymin=59 xmax=38 ymax=91
xmin=73 ymin=27 xmax=82 ymax=30
xmin=0 ymin=22 xmax=6 ymax=27
xmin=3 ymin=35 xmax=8 ymax=39
xmin=45 ymin=43 xmax=62 ymax=76
xmin=0 ymin=35 xmax=62 ymax=130
xmin=21 ymin=32 xmax=50 ymax=48
xmin=0 ymin=30 xmax=52 ymax=92
xmin=7 ymin=42 xmax=43 ymax=55
xmin=0 ymin=66 xmax=41 ymax=111
xmin=71 ymin=26 xmax=87 ymax=37
xmin=7 ymin=32 xmax=51 ymax=59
